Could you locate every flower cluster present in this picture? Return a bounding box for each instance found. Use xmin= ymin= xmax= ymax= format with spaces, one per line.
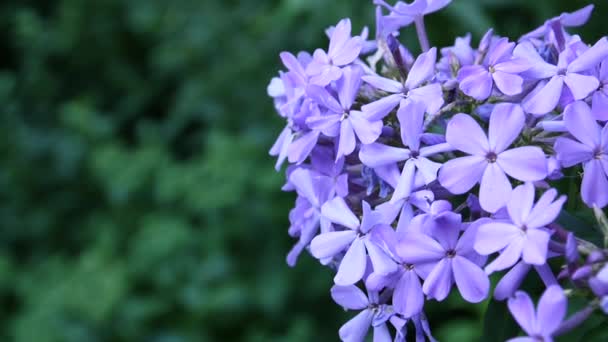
xmin=268 ymin=1 xmax=608 ymax=341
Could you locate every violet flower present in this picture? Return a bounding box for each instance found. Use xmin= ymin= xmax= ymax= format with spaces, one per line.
xmin=592 ymin=58 xmax=608 ymax=121
xmin=306 ymin=19 xmax=363 ymax=86
xmin=305 ymin=66 xmax=383 ymax=160
xmin=475 ymin=183 xmax=566 ymax=274
xmin=438 ymin=103 xmax=547 ymax=212
xmin=362 ymin=47 xmax=444 ymax=118
xmin=518 ymin=37 xmax=608 ymax=115
xmin=359 ymin=100 xmax=451 ymax=203
xmin=457 ymin=38 xmax=531 ymax=100
xmin=554 ymin=101 xmax=608 ymax=208
xmin=520 ymin=5 xmax=594 ymax=42
xmin=310 ymin=197 xmax=397 ymax=285
xmin=396 ymin=218 xmax=489 ymax=303
xmin=507 ymin=285 xmax=567 ymax=342
xmin=331 ymin=285 xmax=393 ymax=342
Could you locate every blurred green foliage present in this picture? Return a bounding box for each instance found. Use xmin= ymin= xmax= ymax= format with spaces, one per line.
xmin=0 ymin=0 xmax=605 ymax=341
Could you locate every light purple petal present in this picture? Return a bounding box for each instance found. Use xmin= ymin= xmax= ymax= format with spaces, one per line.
xmin=359 ymin=143 xmax=410 ymax=167
xmin=554 ymin=137 xmax=594 ymax=167
xmin=333 ymin=36 xmax=363 ymax=66
xmin=321 ymin=196 xmax=360 ymax=230
xmin=452 ymin=255 xmax=490 ymax=303
xmin=474 ymin=222 xmax=520 ymax=255
xmin=413 ymin=157 xmax=441 ymax=185
xmin=407 ymin=83 xmax=445 ymax=115
xmin=422 ymin=258 xmax=453 ymax=301
xmin=522 ymin=77 xmax=564 ymax=115
xmin=592 ymin=90 xmax=608 ymax=121
xmin=310 ymin=230 xmax=357 ymax=259
xmin=507 ymin=291 xmax=537 ymax=335
xmin=567 ymin=37 xmax=608 ymax=73
xmin=397 ymin=100 xmax=425 ymax=151
xmin=339 ymin=309 xmax=373 ymax=342
xmin=306 ymin=113 xmax=341 ymax=133
xmin=365 ymin=238 xmax=398 ymax=276
xmin=494 ymin=58 xmax=532 ymax=73
xmin=488 ymin=103 xmax=525 ymax=153
xmin=397 ymin=233 xmax=445 ymax=265
xmin=338 ymin=66 xmax=364 ymax=109
xmin=331 ymin=285 xmax=369 ymax=310
xmin=493 ymin=71 xmax=524 ymax=96
xmin=561 ymin=4 xmax=594 ymax=27
xmin=361 ymin=94 xmax=403 ymax=121
xmin=522 ymin=229 xmax=550 ymax=265
xmin=479 ymin=163 xmax=512 ymax=213
xmin=362 ymin=75 xmax=403 ymax=93
xmin=289 ymin=168 xmax=320 ymax=206
xmin=306 ymin=85 xmax=343 ymax=113
xmin=488 ymin=39 xmax=514 ymax=65
xmin=391 ymin=160 xmax=417 ymax=203
xmin=270 ymin=126 xmax=293 ymax=171
xmin=581 ymin=159 xmax=608 ymax=208
xmin=373 ymin=324 xmax=391 ymax=342
xmin=484 ymin=237 xmax=525 ymax=274
xmin=506 ymin=182 xmax=535 ymax=227
xmin=406 ymin=47 xmax=437 ymax=89
xmin=458 ymin=65 xmax=493 ymax=101
xmin=335 ymin=237 xmax=367 ymax=285
xmin=526 ymin=190 xmax=566 ymax=229
xmin=438 ymin=156 xmax=486 ymax=194
xmin=328 ymin=19 xmax=352 ymax=59
xmin=564 ymin=100 xmax=601 ymax=148
xmin=564 ymin=73 xmax=599 ymax=100
xmin=350 ymin=111 xmax=383 ymax=144
xmin=310 ymin=65 xmax=343 ymax=86
xmin=497 ymin=147 xmax=547 ymax=181
xmin=393 ymin=270 xmax=424 ymax=318
xmin=338 ymin=119 xmax=357 ymax=158
xmin=288 ymin=130 xmax=320 ymax=164
xmin=536 ymin=285 xmax=567 ymax=336
xmin=494 ymin=261 xmax=532 ymax=300
xmin=445 ymin=114 xmax=489 ymax=155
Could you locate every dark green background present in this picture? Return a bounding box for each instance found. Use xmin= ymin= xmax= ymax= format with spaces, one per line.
xmin=0 ymin=0 xmax=605 ymax=341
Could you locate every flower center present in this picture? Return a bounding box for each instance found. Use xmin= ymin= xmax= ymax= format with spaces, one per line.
xmin=446 ymin=250 xmax=456 ymax=258
xmin=489 ymin=65 xmax=496 ymax=74
xmin=410 ymin=150 xmax=420 ymax=158
xmin=404 ymin=263 xmax=414 ymax=270
xmin=557 ymin=68 xmax=567 ymax=76
xmin=340 ymin=111 xmax=349 ymax=121
xmin=594 ymin=148 xmax=604 ymax=160
xmin=486 ymin=152 xmax=498 ymax=163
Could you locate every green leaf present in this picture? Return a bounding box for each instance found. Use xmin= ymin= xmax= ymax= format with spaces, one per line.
xmin=480 ymin=299 xmax=520 ymax=342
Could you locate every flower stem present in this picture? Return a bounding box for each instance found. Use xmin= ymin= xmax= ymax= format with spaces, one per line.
xmin=415 ymin=16 xmax=430 ymax=52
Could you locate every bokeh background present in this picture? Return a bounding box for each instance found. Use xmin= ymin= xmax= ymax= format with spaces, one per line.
xmin=0 ymin=0 xmax=606 ymax=341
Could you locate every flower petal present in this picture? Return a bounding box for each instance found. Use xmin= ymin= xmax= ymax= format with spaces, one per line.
xmin=397 ymin=99 xmax=425 ymax=151
xmin=393 ymin=270 xmax=424 ymax=318
xmin=391 ymin=160 xmax=417 ymax=203
xmin=350 ymin=111 xmax=383 ymax=144
xmin=458 ymin=65 xmax=493 ymax=100
xmin=362 ymin=75 xmax=403 ymax=93
xmin=339 ymin=309 xmax=373 ymax=342
xmin=554 ymin=137 xmax=594 ymax=167
xmin=479 ymin=163 xmax=512 ymax=213
xmin=507 ymin=291 xmax=537 ymax=335
xmin=484 ymin=236 xmax=525 ymax=274
xmin=364 ymin=238 xmax=398 ymax=276
xmin=497 ymin=146 xmax=547 ymax=181
xmin=361 ymin=94 xmax=403 ymax=121
xmin=494 ymin=261 xmax=532 ymax=300
xmin=567 ymin=37 xmax=608 ymax=73
xmin=526 ymin=190 xmax=566 ymax=229
xmin=331 ymin=285 xmax=369 ymax=310
xmin=310 ymin=230 xmax=357 ymax=259
xmin=396 ymin=233 xmax=445 ymax=265
xmin=446 ymin=114 xmax=489 ymax=155
xmin=438 ymin=156 xmax=486 ymax=194
xmin=563 ymin=100 xmax=601 ymax=148
xmin=474 ymin=222 xmax=521 ymax=255
xmin=506 ymin=183 xmax=535 ymax=227
xmin=422 ymin=258 xmax=453 ymax=301
xmin=522 ymin=229 xmax=550 ymax=265
xmin=335 ymin=237 xmax=368 ymax=285
xmin=492 ymin=71 xmax=523 ymax=96
xmin=522 ymin=76 xmax=564 ymax=115
xmin=406 ymin=47 xmax=437 ymax=89
xmin=581 ymin=159 xmax=608 ymax=208
xmin=536 ymin=285 xmax=567 ymax=336
xmin=321 ymin=196 xmax=360 ymax=230
xmin=488 ymin=103 xmax=525 ymax=153
xmin=338 ymin=66 xmax=364 ymax=109
xmin=338 ymin=119 xmax=357 ymax=158
xmin=359 ymin=143 xmax=410 ymax=167
xmin=564 ymin=73 xmax=599 ymax=100
xmin=453 ymin=255 xmax=490 ymax=303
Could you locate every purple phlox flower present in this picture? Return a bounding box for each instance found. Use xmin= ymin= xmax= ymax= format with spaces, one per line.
xmin=285 ymin=168 xmax=334 ymax=266
xmin=407 ymin=200 xmax=461 ymax=236
xmin=517 ymin=37 xmax=608 ymax=115
xmin=493 ymin=254 xmax=560 ymax=301
xmin=360 ymin=100 xmax=452 ymax=203
xmin=507 ymin=285 xmax=567 ymax=342
xmin=396 ymin=217 xmax=490 ymax=303
xmin=374 ymin=0 xmax=452 ymax=25
xmin=591 ymin=58 xmax=608 ymax=121
xmin=362 ymin=47 xmax=444 ymax=119
xmin=457 ymin=38 xmax=531 ymax=100
xmin=364 ymin=225 xmax=426 ymax=318
xmin=475 ymin=183 xmax=566 ymax=274
xmin=554 ymin=101 xmax=608 ymax=208
xmin=326 ymin=22 xmax=377 ymax=55
xmin=520 ymin=5 xmax=594 ymax=42
xmin=269 ymin=125 xmax=294 ymax=171
xmin=438 ymin=103 xmax=548 ymax=212
xmin=309 ymin=147 xmax=350 ymax=197
xmin=310 ymin=197 xmax=398 ymax=285
xmin=546 ymin=156 xmax=564 ymax=180
xmin=437 ymin=34 xmax=475 ymax=88
xmin=279 ymin=51 xmax=311 ymax=109
xmin=306 ymin=66 xmax=383 ymax=160
xmin=306 ymin=19 xmax=363 ymax=86
xmin=390 ymin=312 xmax=438 ymax=342
xmin=376 ymin=189 xmax=434 ymax=234
xmin=331 ymin=285 xmax=393 ymax=342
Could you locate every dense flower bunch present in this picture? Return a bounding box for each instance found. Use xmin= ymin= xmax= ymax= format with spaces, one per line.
xmin=268 ymin=1 xmax=608 ymax=341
